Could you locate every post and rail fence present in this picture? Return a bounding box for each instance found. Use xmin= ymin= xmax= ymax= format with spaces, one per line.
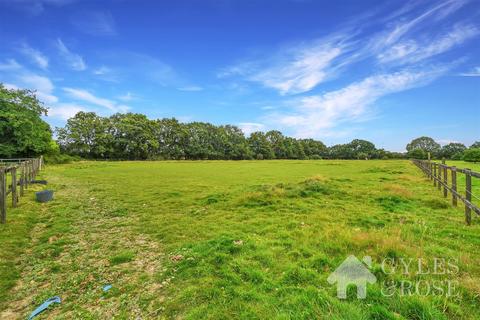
xmin=0 ymin=156 xmax=43 ymax=224
xmin=412 ymin=159 xmax=480 ymax=225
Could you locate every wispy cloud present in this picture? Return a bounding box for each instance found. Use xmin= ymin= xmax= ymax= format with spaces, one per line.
xmin=268 ymin=66 xmax=450 ymax=138
xmin=49 ymin=103 xmax=85 ymax=120
xmin=221 ymin=0 xmax=474 ymax=97
xmin=459 ymin=66 xmax=480 ymax=77
xmin=222 ymin=0 xmax=477 ymax=137
xmin=19 ymin=43 xmax=48 ymax=69
xmin=219 ymin=37 xmax=351 ymax=95
xmin=71 ymin=11 xmax=116 ymax=36
xmin=56 ymin=38 xmax=86 ymax=71
xmin=19 ymin=74 xmax=58 ymax=104
xmin=93 ymin=66 xmax=110 ymax=75
xmin=377 ymin=23 xmax=479 ymax=65
xmin=63 ymin=87 xmax=129 ymax=112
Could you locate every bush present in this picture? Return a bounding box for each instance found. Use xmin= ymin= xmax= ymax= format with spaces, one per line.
xmin=463 ymin=148 xmax=480 ymax=162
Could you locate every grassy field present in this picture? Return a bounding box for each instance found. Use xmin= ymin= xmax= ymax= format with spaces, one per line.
xmin=1 ymin=160 xmax=480 ymax=319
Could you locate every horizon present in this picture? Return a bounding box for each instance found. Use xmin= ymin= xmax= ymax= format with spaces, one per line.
xmin=0 ymin=0 xmax=479 ymax=152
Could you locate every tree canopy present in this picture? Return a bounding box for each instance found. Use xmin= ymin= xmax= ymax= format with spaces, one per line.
xmin=0 ymin=84 xmax=54 ymax=157
xmin=56 ymin=111 xmax=403 ymax=160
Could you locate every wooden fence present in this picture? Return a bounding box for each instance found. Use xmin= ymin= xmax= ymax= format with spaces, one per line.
xmin=0 ymin=157 xmax=43 ymax=224
xmin=412 ymin=159 xmax=480 ymax=225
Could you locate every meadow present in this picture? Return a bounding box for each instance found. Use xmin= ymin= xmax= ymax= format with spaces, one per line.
xmin=1 ymin=160 xmax=479 ymax=319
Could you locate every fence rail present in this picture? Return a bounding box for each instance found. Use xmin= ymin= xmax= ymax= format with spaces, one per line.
xmin=412 ymin=159 xmax=480 ymax=225
xmin=0 ymin=157 xmax=43 ymax=224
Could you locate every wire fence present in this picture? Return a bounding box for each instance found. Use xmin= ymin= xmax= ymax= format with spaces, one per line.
xmin=412 ymin=159 xmax=480 ymax=225
xmin=0 ymin=157 xmax=43 ymax=224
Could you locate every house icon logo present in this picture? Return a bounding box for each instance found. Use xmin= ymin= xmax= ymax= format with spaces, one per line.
xmin=327 ymin=255 xmax=376 ymax=299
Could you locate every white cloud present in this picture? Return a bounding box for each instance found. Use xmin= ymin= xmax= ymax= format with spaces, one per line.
xmin=56 ymin=38 xmax=86 ymax=71
xmin=19 ymin=74 xmax=58 ymax=104
xmin=93 ymin=65 xmax=110 ymax=75
xmin=71 ymin=11 xmax=116 ymax=36
xmin=48 ymin=103 xmax=85 ymax=120
xmin=63 ymin=87 xmax=129 ymax=112
xmin=378 ymin=24 xmax=479 ymax=65
xmin=459 ymin=66 xmax=480 ymax=77
xmin=221 ymin=0 xmax=474 ymax=97
xmin=177 ymin=85 xmax=203 ymax=92
xmin=238 ymin=122 xmax=265 ymax=135
xmin=269 ymin=66 xmax=450 ymax=138
xmin=19 ymin=43 xmax=48 ymax=69
xmin=252 ymin=44 xmax=343 ymax=95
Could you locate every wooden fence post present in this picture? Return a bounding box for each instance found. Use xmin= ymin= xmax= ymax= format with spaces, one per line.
xmin=12 ymin=167 xmax=17 ymax=207
xmin=465 ymin=169 xmax=472 ymax=225
xmin=443 ymin=165 xmax=448 ymax=198
xmin=25 ymin=162 xmax=29 ymax=190
xmin=451 ymin=166 xmax=457 ymax=206
xmin=0 ymin=168 xmax=6 ymax=224
xmin=433 ymin=163 xmax=437 ymax=187
xmin=20 ymin=163 xmax=24 ymax=197
xmin=437 ymin=164 xmax=442 ymax=191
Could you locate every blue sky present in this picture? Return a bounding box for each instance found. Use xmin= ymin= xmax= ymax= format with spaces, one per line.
xmin=0 ymin=0 xmax=479 ymax=151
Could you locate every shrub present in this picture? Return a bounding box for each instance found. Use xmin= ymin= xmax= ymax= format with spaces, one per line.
xmin=463 ymin=148 xmax=480 ymax=162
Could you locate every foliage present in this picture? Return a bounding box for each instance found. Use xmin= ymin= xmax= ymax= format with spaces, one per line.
xmin=470 ymin=141 xmax=480 ymax=149
xmin=440 ymin=143 xmax=466 ymax=159
xmin=406 ymin=136 xmax=440 ymax=158
xmin=407 ymin=148 xmax=427 ymax=159
xmin=56 ymin=111 xmax=406 ymax=160
xmin=463 ymin=148 xmax=480 ymax=162
xmin=0 ymin=84 xmax=54 ymax=157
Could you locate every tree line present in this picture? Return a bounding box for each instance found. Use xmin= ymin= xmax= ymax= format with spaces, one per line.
xmin=1 ymin=84 xmax=479 ymax=162
xmin=405 ymin=136 xmax=480 ymax=162
xmin=56 ymin=111 xmax=403 ymax=160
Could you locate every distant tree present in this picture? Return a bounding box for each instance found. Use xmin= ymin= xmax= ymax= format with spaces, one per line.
xmin=299 ymin=139 xmax=327 ymax=159
xmin=348 ymin=139 xmax=376 ymax=159
xmin=440 ymin=143 xmax=466 ymax=159
xmin=56 ymin=112 xmax=111 ymax=158
xmin=154 ymin=118 xmax=186 ymax=159
xmin=265 ymin=130 xmax=287 ymax=159
xmin=220 ymin=125 xmax=251 ymax=160
xmin=248 ymin=131 xmax=274 ymax=160
xmin=0 ymin=84 xmax=53 ymax=157
xmin=328 ymin=144 xmax=354 ymax=159
xmin=406 ymin=136 xmax=440 ymax=158
xmin=108 ymin=113 xmax=158 ymax=159
xmin=463 ymin=148 xmax=480 ymax=162
xmin=470 ymin=141 xmax=480 ymax=149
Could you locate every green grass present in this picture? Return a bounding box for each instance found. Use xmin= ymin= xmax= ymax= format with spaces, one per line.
xmin=1 ymin=160 xmax=480 ymax=319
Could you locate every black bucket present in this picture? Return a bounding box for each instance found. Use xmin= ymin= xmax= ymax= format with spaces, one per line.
xmin=36 ymin=190 xmax=54 ymax=203
xmin=31 ymin=180 xmax=48 ymax=185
